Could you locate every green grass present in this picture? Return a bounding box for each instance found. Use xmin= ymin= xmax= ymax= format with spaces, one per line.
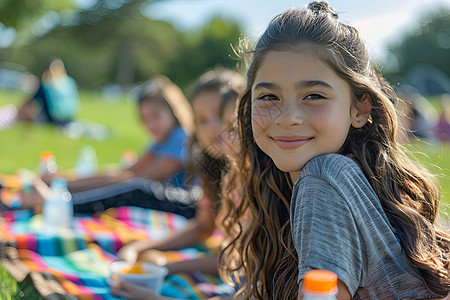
xmin=0 ymin=89 xmax=148 ymax=172
xmin=404 ymin=141 xmax=450 ymax=220
xmin=0 ymin=88 xmax=449 ymax=211
xmin=0 ymin=261 xmax=44 ymax=300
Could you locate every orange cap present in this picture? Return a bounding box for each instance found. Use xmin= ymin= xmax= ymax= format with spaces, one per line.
xmin=39 ymin=150 xmax=55 ymax=161
xmin=303 ymin=270 xmax=338 ymax=294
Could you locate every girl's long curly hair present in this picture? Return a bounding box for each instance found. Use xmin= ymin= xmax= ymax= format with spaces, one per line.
xmin=218 ymin=2 xmax=450 ymax=299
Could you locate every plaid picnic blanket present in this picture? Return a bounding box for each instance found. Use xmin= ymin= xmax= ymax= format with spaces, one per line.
xmin=0 ymin=206 xmax=235 ymax=299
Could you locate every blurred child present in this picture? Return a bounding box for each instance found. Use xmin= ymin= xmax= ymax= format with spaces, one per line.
xmin=396 ymin=84 xmax=439 ymax=142
xmin=437 ymin=94 xmax=450 ymax=142
xmin=112 ymin=70 xmax=244 ymax=300
xmin=47 ymin=75 xmax=196 ymax=217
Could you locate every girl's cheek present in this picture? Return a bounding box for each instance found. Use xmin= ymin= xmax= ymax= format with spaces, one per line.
xmin=302 ymin=104 xmax=332 ymax=124
xmin=198 ymin=123 xmax=212 ymax=137
xmin=252 ymin=105 xmax=274 ymax=133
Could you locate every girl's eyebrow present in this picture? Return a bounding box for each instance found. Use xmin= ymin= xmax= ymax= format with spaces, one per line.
xmin=253 ymin=82 xmax=280 ymax=92
xmin=295 ymin=80 xmax=334 ymax=90
xmin=253 ymin=80 xmax=334 ymax=92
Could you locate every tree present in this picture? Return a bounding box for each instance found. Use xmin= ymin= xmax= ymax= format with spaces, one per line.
xmin=168 ymin=16 xmax=244 ymax=91
xmin=6 ymin=14 xmax=243 ymax=91
xmin=384 ymin=5 xmax=450 ymax=82
xmin=0 ymin=0 xmax=75 ymax=47
xmin=8 ymin=16 xmax=183 ymax=89
xmin=2 ymin=1 xmax=244 ymax=91
xmin=0 ymin=0 xmax=74 ymax=31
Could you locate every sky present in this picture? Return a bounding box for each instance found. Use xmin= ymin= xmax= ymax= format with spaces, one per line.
xmin=143 ymin=0 xmax=450 ymax=61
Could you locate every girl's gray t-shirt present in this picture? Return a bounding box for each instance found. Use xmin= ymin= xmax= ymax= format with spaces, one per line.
xmin=291 ymin=153 xmax=439 ymax=299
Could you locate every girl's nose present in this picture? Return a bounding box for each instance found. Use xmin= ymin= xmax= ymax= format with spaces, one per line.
xmin=275 ymin=102 xmax=303 ymax=127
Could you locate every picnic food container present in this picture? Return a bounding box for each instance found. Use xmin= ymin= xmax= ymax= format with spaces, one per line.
xmin=108 ymin=261 xmax=169 ymax=294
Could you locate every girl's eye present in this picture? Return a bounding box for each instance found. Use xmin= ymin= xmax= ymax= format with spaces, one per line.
xmin=304 ymin=94 xmax=324 ymax=100
xmin=258 ymin=94 xmax=279 ymax=101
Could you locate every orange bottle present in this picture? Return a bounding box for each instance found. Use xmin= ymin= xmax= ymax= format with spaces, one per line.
xmin=302 ymin=269 xmax=338 ymax=299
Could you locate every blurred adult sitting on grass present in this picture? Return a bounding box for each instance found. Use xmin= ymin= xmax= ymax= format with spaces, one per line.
xmin=43 ymin=76 xmax=196 ymax=217
xmin=437 ymin=94 xmax=450 ymax=142
xmin=17 ymin=58 xmax=79 ymax=126
xmin=396 ymin=84 xmax=439 ymax=142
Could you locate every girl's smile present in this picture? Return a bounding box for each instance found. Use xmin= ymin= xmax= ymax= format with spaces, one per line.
xmin=270 ymin=135 xmax=314 ymax=150
xmin=251 ymin=50 xmax=366 ymax=177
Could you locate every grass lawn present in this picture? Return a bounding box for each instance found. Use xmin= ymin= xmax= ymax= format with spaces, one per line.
xmin=0 ymin=88 xmax=449 ymax=216
xmin=405 ymin=141 xmax=450 ymax=220
xmin=0 ymin=262 xmax=44 ymax=300
xmin=0 ymin=89 xmax=148 ymax=173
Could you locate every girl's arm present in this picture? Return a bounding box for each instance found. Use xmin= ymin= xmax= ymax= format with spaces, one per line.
xmin=297 ymin=279 xmax=351 ymax=300
xmin=118 ymin=204 xmax=216 ymax=262
xmin=110 ymin=283 xmax=179 ymax=300
xmin=64 ymin=169 xmax=134 ymax=192
xmin=65 ymin=151 xmax=155 ymax=192
xmin=166 ymin=256 xmax=219 ymax=276
xmin=111 ymin=282 xmax=238 ymax=300
xmin=50 ymin=151 xmax=181 ymax=192
xmin=136 ymin=156 xmax=183 ymax=181
xmin=41 ymin=152 xmax=154 ymax=192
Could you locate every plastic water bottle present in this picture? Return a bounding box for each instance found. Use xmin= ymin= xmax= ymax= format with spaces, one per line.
xmin=38 ymin=150 xmax=58 ymax=175
xmin=74 ymin=145 xmax=98 ymax=177
xmin=42 ymin=177 xmax=73 ymax=234
xmin=302 ymin=270 xmax=338 ymax=300
xmin=18 ymin=168 xmax=34 ymax=194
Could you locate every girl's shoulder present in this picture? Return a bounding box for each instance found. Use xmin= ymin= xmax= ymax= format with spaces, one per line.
xmin=298 ymin=153 xmax=363 ymax=182
xmin=172 ymin=124 xmax=188 ymax=138
xmin=293 ymin=154 xmax=378 ymax=208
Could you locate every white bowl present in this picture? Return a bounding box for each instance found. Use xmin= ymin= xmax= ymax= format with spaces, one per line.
xmin=108 ymin=261 xmax=168 ymax=294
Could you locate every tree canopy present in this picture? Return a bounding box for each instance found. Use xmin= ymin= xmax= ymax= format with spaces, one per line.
xmin=2 ymin=1 xmax=449 ymax=92
xmin=384 ymin=5 xmax=450 ymax=82
xmin=0 ymin=0 xmax=243 ymax=91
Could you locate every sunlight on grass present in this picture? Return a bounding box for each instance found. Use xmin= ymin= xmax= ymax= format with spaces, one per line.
xmin=0 ymin=89 xmax=148 ymax=173
xmin=0 ymin=261 xmax=44 ymax=299
xmin=404 ymin=141 xmax=450 ymax=221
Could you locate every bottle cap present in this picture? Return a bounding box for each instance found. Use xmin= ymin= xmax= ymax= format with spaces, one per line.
xmin=303 ymin=269 xmax=338 ymax=294
xmin=50 ymin=177 xmax=67 ymax=188
xmin=120 ymin=149 xmax=138 ymax=167
xmin=39 ymin=150 xmax=55 ymax=162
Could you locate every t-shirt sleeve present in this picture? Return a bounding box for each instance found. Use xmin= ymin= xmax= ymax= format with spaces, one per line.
xmin=291 ymin=175 xmax=364 ymax=295
xmin=149 ymin=126 xmax=188 ymax=164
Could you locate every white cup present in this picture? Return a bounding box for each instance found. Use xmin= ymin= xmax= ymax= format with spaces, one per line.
xmin=108 ymin=261 xmax=168 ymax=294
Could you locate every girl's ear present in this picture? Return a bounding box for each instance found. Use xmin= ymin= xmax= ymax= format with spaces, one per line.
xmin=351 ymin=94 xmax=372 ymax=128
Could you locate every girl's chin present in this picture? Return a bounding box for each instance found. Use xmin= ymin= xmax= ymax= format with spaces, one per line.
xmin=273 ymin=161 xmax=303 ymax=174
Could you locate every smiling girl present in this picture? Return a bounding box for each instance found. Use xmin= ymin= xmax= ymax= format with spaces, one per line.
xmin=219 ymin=2 xmax=450 ymax=299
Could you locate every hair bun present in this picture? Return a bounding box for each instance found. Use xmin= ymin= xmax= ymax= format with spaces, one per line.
xmin=307 ymin=1 xmax=338 ymax=19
